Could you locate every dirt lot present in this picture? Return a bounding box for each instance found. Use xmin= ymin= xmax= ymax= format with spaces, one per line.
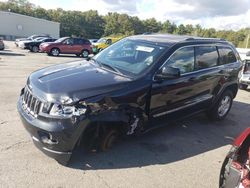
xmin=0 ymin=41 xmax=250 ymax=188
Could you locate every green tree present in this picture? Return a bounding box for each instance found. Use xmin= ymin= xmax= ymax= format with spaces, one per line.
xmin=143 ymin=18 xmax=161 ymax=33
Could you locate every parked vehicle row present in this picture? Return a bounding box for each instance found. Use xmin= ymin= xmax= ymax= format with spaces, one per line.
xmin=15 ymin=34 xmax=124 ymax=57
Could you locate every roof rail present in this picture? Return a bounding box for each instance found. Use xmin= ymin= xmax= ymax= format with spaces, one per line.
xmin=185 ymin=37 xmax=226 ymax=41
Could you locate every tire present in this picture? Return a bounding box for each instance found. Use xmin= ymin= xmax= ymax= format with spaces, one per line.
xmin=98 ymin=48 xmax=103 ymax=52
xmin=239 ymin=84 xmax=248 ymax=90
xmin=100 ymin=129 xmax=119 ymax=152
xmin=208 ymin=90 xmax=233 ymax=121
xmin=31 ymin=46 xmax=39 ymax=53
xmin=81 ymin=50 xmax=89 ymax=58
xmin=50 ymin=48 xmax=60 ymax=56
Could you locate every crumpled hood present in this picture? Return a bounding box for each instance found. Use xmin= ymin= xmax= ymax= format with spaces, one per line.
xmin=27 ymin=60 xmax=132 ymax=104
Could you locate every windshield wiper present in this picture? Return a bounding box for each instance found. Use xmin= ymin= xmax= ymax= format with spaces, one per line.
xmin=89 ymin=58 xmax=122 ymax=75
xmin=99 ymin=63 xmax=122 ymax=74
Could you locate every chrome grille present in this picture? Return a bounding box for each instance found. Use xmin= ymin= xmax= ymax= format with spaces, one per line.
xmin=22 ymin=87 xmax=42 ymax=117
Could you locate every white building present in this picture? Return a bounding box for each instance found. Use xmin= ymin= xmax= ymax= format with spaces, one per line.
xmin=0 ymin=11 xmax=60 ymax=40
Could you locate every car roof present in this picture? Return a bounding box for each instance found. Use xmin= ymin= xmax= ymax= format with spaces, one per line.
xmin=128 ymin=33 xmax=228 ymax=46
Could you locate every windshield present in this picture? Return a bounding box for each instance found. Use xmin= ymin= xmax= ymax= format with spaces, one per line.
xmin=34 ymin=37 xmax=46 ymax=41
xmin=55 ymin=37 xmax=67 ymax=43
xmin=97 ymin=38 xmax=107 ymax=43
xmin=93 ymin=38 xmax=166 ymax=76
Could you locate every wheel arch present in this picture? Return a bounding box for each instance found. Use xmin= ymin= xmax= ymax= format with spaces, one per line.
xmin=50 ymin=47 xmax=60 ymax=53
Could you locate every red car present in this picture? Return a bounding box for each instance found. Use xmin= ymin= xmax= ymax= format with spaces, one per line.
xmin=219 ymin=128 xmax=250 ymax=188
xmin=39 ymin=37 xmax=92 ymax=57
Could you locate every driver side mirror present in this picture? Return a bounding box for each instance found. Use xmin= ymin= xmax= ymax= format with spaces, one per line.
xmin=155 ymin=66 xmax=180 ymax=80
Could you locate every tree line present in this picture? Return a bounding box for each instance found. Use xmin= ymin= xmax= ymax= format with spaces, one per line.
xmin=1 ymin=0 xmax=250 ymax=48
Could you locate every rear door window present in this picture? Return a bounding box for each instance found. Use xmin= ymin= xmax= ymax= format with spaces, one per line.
xmin=73 ymin=38 xmax=81 ymax=45
xmin=217 ymin=46 xmax=237 ymax=64
xmin=195 ymin=46 xmax=219 ymax=70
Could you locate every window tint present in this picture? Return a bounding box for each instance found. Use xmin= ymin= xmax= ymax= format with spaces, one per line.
xmin=64 ymin=38 xmax=73 ymax=45
xmin=83 ymin=39 xmax=91 ymax=45
xmin=195 ymin=46 xmax=219 ymax=69
xmin=166 ymin=47 xmax=194 ymax=74
xmin=218 ymin=46 xmax=237 ymax=64
xmin=72 ymin=38 xmax=80 ymax=45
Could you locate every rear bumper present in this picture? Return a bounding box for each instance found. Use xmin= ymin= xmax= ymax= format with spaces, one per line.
xmin=17 ymin=96 xmax=89 ymax=165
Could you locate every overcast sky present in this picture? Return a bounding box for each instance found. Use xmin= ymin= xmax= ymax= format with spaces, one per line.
xmin=1 ymin=0 xmax=250 ymax=30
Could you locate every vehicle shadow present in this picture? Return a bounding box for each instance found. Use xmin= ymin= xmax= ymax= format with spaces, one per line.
xmin=68 ymin=101 xmax=250 ymax=170
xmin=0 ymin=51 xmax=25 ymax=56
xmin=52 ymin=55 xmax=85 ymax=59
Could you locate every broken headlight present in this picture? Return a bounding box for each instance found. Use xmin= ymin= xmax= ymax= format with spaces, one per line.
xmin=49 ymin=104 xmax=87 ymax=117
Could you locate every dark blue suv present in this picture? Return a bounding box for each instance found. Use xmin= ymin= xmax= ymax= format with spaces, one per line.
xmin=17 ymin=34 xmax=242 ymax=165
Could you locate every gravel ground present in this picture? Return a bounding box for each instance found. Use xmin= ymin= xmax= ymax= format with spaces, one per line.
xmin=0 ymin=41 xmax=250 ymax=188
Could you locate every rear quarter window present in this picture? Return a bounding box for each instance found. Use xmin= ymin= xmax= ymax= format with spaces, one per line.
xmin=195 ymin=46 xmax=219 ymax=70
xmin=218 ymin=46 xmax=237 ymax=64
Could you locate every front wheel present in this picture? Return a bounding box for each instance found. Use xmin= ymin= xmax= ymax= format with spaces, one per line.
xmin=100 ymin=129 xmax=119 ymax=152
xmin=50 ymin=48 xmax=60 ymax=56
xmin=208 ymin=90 xmax=233 ymax=121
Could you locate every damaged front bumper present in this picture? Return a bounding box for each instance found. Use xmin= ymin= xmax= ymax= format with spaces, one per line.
xmin=17 ymin=97 xmax=89 ymax=165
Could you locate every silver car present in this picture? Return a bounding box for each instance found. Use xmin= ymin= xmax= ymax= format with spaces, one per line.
xmin=239 ymin=59 xmax=250 ymax=90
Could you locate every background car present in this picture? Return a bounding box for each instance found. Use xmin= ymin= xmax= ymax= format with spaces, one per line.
xmin=89 ymin=39 xmax=98 ymax=44
xmin=0 ymin=38 xmax=4 ymax=50
xmin=39 ymin=37 xmax=92 ymax=57
xmin=92 ymin=36 xmax=122 ymax=53
xmin=219 ymin=128 xmax=250 ymax=188
xmin=19 ymin=37 xmax=49 ymax=49
xmin=15 ymin=34 xmax=50 ymax=47
xmin=239 ymin=59 xmax=250 ymax=90
xmin=24 ymin=37 xmax=57 ymax=52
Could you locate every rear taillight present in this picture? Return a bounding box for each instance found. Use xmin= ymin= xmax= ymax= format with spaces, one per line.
xmin=243 ymin=64 xmax=250 ymax=73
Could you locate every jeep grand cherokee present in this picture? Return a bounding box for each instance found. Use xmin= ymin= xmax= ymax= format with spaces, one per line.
xmin=17 ymin=34 xmax=242 ymax=165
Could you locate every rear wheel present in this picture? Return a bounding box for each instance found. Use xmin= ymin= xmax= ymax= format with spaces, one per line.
xmin=50 ymin=48 xmax=60 ymax=56
xmin=81 ymin=50 xmax=89 ymax=58
xmin=239 ymin=84 xmax=248 ymax=90
xmin=208 ymin=90 xmax=233 ymax=121
xmin=31 ymin=46 xmax=39 ymax=53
